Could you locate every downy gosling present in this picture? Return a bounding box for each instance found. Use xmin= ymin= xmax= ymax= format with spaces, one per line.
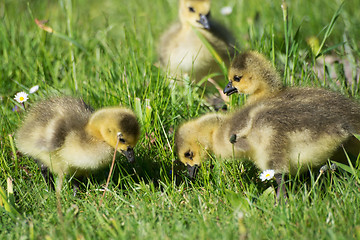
xmin=222 ymin=50 xmax=360 ymax=165
xmin=15 ymin=97 xmax=140 ymax=193
xmin=228 ymin=88 xmax=360 ymax=198
xmin=158 ymin=0 xmax=235 ymax=82
xmin=221 ymin=50 xmax=360 ymax=197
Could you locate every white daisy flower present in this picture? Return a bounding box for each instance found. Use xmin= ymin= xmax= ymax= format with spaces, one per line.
xmin=14 ymin=92 xmax=28 ymax=103
xmin=220 ymin=6 xmax=233 ymax=16
xmin=29 ymin=85 xmax=39 ymax=94
xmin=260 ymin=169 xmax=275 ymax=181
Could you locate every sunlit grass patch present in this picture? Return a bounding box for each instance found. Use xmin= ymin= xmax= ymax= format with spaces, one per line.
xmin=1 ymin=0 xmax=360 ymax=239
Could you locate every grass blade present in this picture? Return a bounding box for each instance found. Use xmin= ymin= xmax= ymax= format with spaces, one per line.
xmin=34 ymin=19 xmax=87 ymax=53
xmin=315 ymin=2 xmax=344 ymax=58
xmin=192 ymin=27 xmax=227 ymax=75
xmin=0 ymin=179 xmax=21 ymax=218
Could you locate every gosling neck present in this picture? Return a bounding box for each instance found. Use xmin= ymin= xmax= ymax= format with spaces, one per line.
xmin=85 ymin=122 xmax=103 ymax=141
xmin=248 ymin=81 xmax=282 ymax=103
xmin=195 ymin=114 xmax=223 ymax=151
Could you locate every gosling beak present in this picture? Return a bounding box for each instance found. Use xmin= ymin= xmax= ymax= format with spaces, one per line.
xmin=187 ymin=164 xmax=199 ymax=179
xmin=197 ymin=14 xmax=210 ymax=29
xmin=229 ymin=134 xmax=237 ymax=144
xmin=223 ymin=82 xmax=238 ymax=96
xmin=122 ymin=146 xmax=135 ymax=163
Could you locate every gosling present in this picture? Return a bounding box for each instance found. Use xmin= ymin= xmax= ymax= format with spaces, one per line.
xmin=228 ymin=88 xmax=360 ymax=198
xmin=223 ymin=50 xmax=360 ymax=166
xmin=158 ymin=0 xmax=235 ymax=82
xmin=223 ymin=51 xmax=360 ymax=198
xmin=15 ymin=97 xmax=140 ymax=193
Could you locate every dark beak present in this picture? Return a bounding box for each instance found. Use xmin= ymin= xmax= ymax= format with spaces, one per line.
xmin=229 ymin=134 xmax=237 ymax=144
xmin=197 ymin=14 xmax=210 ymax=29
xmin=187 ymin=164 xmax=199 ymax=179
xmin=223 ymin=82 xmax=238 ymax=96
xmin=122 ymin=147 xmax=135 ymax=163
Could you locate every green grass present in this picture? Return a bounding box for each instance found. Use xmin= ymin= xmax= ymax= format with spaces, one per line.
xmin=1 ymin=0 xmax=360 ymax=239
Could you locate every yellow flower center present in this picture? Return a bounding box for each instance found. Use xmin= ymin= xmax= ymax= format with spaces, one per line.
xmin=19 ymin=97 xmax=24 ymax=101
xmin=265 ymin=174 xmax=270 ymax=177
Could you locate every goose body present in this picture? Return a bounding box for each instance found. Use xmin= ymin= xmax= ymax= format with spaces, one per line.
xmin=228 ymin=88 xmax=360 ymax=175
xmin=15 ymin=97 xmax=140 ymax=192
xmin=222 ymin=51 xmax=360 ymax=174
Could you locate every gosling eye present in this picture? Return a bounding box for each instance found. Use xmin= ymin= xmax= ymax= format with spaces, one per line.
xmin=233 ymin=75 xmax=242 ymax=82
xmin=184 ymin=151 xmax=194 ymax=159
xmin=188 ymin=6 xmax=195 ymax=12
xmin=119 ymin=138 xmax=126 ymax=143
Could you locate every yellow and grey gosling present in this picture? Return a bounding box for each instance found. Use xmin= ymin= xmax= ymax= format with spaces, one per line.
xmin=158 ymin=0 xmax=235 ymax=82
xmin=222 ymin=51 xmax=360 ymax=198
xmin=228 ymin=88 xmax=360 ymax=198
xmin=15 ymin=97 xmax=140 ymax=193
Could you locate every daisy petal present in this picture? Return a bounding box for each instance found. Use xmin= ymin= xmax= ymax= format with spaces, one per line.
xmin=29 ymin=85 xmax=39 ymax=94
xmin=220 ymin=6 xmax=233 ymax=16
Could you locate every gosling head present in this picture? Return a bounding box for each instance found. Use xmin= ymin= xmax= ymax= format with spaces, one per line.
xmin=175 ymin=129 xmax=204 ymax=179
xmin=179 ymin=0 xmax=211 ymax=29
xmin=223 ymin=51 xmax=283 ymax=98
xmin=175 ymin=113 xmax=221 ymax=178
xmin=87 ymin=108 xmax=140 ymax=163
